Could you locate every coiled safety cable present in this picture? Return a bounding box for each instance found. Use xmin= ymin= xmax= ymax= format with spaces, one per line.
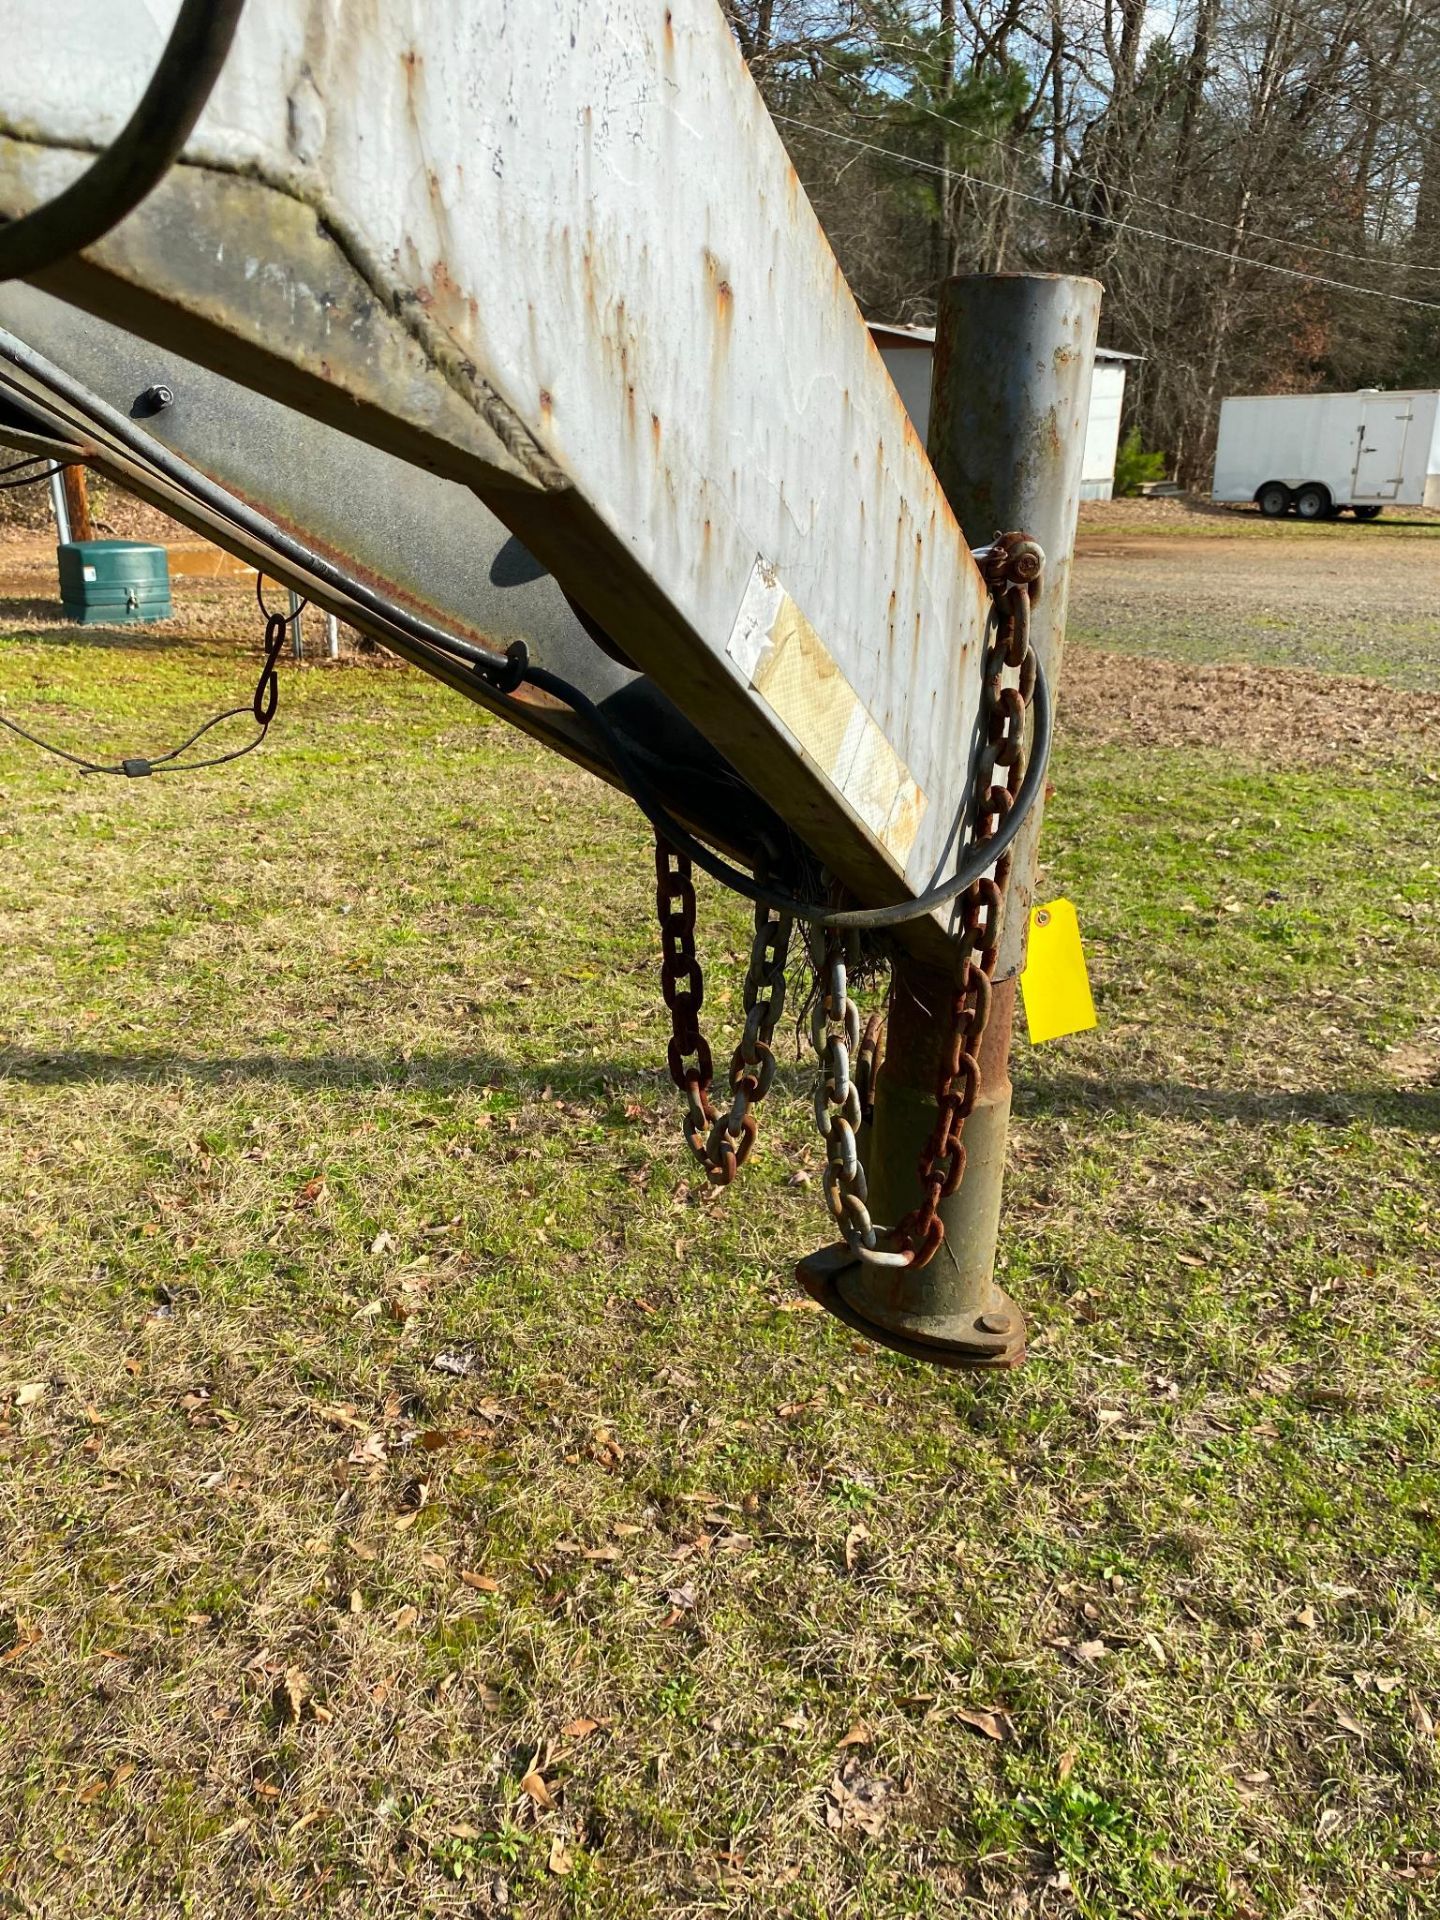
xmin=0 ymin=577 xmax=298 ymax=778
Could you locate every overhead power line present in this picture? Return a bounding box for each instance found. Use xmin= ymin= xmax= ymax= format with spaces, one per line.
xmin=807 ymin=49 xmax=1440 ymax=280
xmin=771 ymin=113 xmax=1440 ymax=315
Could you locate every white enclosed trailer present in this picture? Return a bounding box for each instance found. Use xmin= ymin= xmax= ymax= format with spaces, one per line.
xmin=870 ymin=325 xmax=1137 ymax=499
xmin=1211 ymin=389 xmax=1440 ymax=519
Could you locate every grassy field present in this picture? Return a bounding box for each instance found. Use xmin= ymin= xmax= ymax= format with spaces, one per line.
xmin=1 ymin=545 xmax=1438 ymax=1919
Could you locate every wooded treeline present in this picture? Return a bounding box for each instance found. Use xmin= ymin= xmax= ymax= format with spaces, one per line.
xmin=726 ymin=1 xmax=1440 ymax=482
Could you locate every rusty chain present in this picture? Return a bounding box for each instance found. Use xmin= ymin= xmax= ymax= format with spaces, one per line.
xmin=654 ymin=534 xmax=1039 ymax=1235
xmin=655 ymin=838 xmax=792 ymax=1186
xmin=808 ymin=533 xmax=1044 ymax=1269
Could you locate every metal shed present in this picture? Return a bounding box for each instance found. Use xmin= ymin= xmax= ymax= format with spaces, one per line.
xmin=870 ymin=324 xmax=1140 ymax=501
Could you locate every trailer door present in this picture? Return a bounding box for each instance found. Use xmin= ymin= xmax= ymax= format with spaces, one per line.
xmin=1352 ymin=397 xmax=1412 ymax=501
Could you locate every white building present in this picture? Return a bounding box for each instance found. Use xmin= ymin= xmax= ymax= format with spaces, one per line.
xmin=869 ymin=324 xmax=1141 ymax=501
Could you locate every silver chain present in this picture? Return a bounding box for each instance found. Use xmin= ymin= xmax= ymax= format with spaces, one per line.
xmin=807 ymin=928 xmax=912 ymax=1268
xmin=806 ymin=539 xmax=1043 ymax=1269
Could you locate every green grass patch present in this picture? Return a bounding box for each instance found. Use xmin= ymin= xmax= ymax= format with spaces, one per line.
xmin=1 ymin=605 xmax=1437 ymax=1917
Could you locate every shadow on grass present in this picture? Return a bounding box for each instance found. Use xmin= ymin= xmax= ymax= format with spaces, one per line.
xmin=1021 ymin=1070 xmax=1439 ymax=1134
xmin=2 ymin=1047 xmax=1437 ymax=1132
xmin=0 ymin=599 xmax=190 ymax=647
xmin=0 ymin=1046 xmax=653 ymax=1101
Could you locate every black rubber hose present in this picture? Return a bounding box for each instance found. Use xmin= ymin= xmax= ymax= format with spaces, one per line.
xmin=0 ymin=0 xmax=247 ymax=282
xmin=523 ymin=658 xmax=1052 ymax=932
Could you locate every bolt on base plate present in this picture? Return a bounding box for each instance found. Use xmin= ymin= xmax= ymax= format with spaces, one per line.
xmin=795 ymin=1242 xmax=1027 ymax=1369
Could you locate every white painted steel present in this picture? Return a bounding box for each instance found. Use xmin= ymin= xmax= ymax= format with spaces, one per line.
xmin=47 ymin=466 xmax=71 ymax=545
xmin=0 ymin=0 xmax=1001 ymax=925
xmin=1212 ymin=390 xmax=1440 ymax=509
xmin=1079 ymin=363 xmax=1126 ymax=501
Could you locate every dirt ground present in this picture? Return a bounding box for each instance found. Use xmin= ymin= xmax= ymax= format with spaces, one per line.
xmin=1071 ymin=497 xmax=1440 ymax=691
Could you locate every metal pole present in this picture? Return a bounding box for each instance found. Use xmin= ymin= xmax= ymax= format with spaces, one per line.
xmin=800 ymin=273 xmax=1100 ymax=1369
xmin=48 ymin=465 xmax=71 ymax=544
xmin=288 ymin=586 xmax=304 ymax=661
xmin=326 ymin=612 xmax=340 ymax=660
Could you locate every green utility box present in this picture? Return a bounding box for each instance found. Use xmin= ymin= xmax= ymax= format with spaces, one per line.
xmin=57 ymin=540 xmax=172 ymax=625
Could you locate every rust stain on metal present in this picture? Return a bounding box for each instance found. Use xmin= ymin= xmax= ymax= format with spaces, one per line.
xmin=702 ymin=248 xmax=735 ymax=362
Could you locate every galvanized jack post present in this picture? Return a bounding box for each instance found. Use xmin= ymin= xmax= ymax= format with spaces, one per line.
xmin=800 ymin=273 xmax=1101 ymax=1369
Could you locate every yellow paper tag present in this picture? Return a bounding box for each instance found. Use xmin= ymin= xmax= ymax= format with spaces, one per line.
xmin=1020 ymin=898 xmax=1097 ymax=1044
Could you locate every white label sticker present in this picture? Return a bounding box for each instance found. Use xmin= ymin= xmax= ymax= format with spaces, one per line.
xmin=725 ymin=557 xmax=927 ymax=865
xmin=82 ymin=566 xmax=97 ymax=582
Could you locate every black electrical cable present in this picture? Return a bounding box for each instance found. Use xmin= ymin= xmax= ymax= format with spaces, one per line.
xmin=0 ymin=0 xmax=248 ymax=283
xmin=0 ymin=453 xmax=58 ymax=479
xmin=0 ymin=607 xmax=288 ymax=777
xmin=0 ymin=330 xmax=526 ymax=694
xmin=0 ymin=462 xmax=65 ymax=489
xmin=523 ymin=657 xmax=1051 ymax=932
xmin=0 ymin=332 xmax=1044 ymax=930
xmin=255 ymin=572 xmax=308 ymax=624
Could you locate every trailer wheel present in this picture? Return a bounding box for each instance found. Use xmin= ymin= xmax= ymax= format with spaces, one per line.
xmin=1294 ymin=483 xmax=1330 ymax=521
xmin=1353 ymin=504 xmax=1383 ymax=521
xmin=1257 ymin=482 xmax=1291 ymax=518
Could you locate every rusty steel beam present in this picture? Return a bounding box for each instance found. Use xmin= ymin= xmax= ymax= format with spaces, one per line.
xmin=0 ymin=0 xmax=1001 ymax=962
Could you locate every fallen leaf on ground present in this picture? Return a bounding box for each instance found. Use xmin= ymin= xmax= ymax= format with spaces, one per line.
xmin=547 ymin=1836 xmax=574 ymax=1874
xmin=665 ymin=1581 xmax=697 ymax=1611
xmin=13 ymin=1383 xmax=45 ymax=1408
xmin=837 ymin=1723 xmax=871 ymax=1749
xmin=1075 ymin=1640 xmax=1108 ymax=1663
xmin=844 ymin=1524 xmax=870 ymax=1571
xmin=521 ymin=1764 xmax=556 ymax=1810
xmin=459 ymin=1570 xmax=500 ymax=1593
xmin=562 ymin=1716 xmax=603 ymax=1742
xmin=431 ymin=1351 xmax=474 ymax=1378
xmin=824 ymin=1756 xmax=895 ymax=1837
xmin=956 ymin=1705 xmax=1013 ymax=1742
xmin=276 ymin=1666 xmax=310 ymax=1723
xmin=312 ymin=1403 xmax=368 ymax=1433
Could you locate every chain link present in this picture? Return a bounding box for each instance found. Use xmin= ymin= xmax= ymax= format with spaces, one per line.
xmin=655 ymin=837 xmax=792 ymax=1186
xmin=808 ymin=533 xmax=1044 ymax=1271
